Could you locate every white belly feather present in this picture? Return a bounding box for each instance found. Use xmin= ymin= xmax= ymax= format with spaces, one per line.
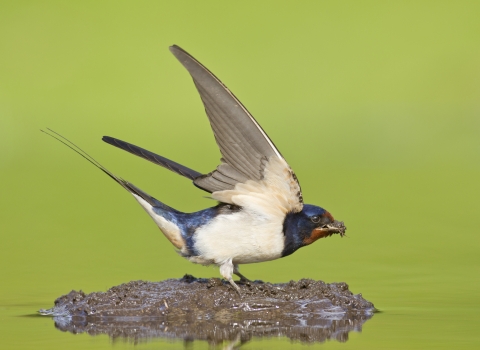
xmin=193 ymin=209 xmax=285 ymax=265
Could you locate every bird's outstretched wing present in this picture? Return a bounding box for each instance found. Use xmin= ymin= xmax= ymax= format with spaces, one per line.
xmin=170 ymin=45 xmax=303 ymax=213
xmin=101 ymin=46 xmax=303 ymax=214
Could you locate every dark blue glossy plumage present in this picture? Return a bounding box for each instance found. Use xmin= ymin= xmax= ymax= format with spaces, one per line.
xmin=282 ymin=205 xmax=328 ymax=257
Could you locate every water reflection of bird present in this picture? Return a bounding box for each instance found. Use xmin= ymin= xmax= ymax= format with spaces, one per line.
xmin=45 ymin=45 xmax=346 ymax=295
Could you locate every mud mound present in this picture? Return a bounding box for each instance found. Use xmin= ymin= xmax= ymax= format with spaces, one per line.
xmin=39 ymin=275 xmax=375 ymax=344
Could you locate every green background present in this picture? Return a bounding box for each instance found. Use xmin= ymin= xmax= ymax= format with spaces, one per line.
xmin=1 ymin=1 xmax=479 ymax=349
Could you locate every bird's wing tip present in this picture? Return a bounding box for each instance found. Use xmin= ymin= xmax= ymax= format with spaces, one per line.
xmin=169 ymin=45 xmax=183 ymax=54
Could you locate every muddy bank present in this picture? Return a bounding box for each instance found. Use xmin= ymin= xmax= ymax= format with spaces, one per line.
xmin=40 ymin=275 xmax=375 ymax=344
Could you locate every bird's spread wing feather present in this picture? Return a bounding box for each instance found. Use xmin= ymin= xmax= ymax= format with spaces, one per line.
xmin=213 ymin=157 xmax=303 ymax=217
xmin=170 ymin=45 xmax=303 ymax=213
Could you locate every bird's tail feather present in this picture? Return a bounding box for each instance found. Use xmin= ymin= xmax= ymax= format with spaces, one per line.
xmin=102 ymin=136 xmax=203 ymax=181
xmin=41 ymin=128 xmax=171 ymax=211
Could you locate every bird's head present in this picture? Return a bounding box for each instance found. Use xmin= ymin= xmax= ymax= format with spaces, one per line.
xmin=282 ymin=204 xmax=346 ymax=257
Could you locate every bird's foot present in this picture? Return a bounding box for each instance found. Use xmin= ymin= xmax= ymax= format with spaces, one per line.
xmin=236 ymin=274 xmax=251 ymax=285
xmin=227 ymin=278 xmax=242 ymax=297
xmin=220 ymin=259 xmax=243 ymax=297
xmin=239 ymin=277 xmax=250 ymax=284
xmin=233 ymin=265 xmax=251 ymax=285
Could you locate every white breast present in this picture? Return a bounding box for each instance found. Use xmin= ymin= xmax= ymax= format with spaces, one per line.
xmin=193 ymin=208 xmax=285 ymax=265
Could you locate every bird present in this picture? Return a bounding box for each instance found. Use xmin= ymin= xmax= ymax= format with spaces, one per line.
xmin=44 ymin=45 xmax=346 ymax=295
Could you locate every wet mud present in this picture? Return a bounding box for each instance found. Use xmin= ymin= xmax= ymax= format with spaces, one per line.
xmin=40 ymin=275 xmax=375 ymax=345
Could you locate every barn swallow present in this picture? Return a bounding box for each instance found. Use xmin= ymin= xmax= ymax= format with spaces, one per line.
xmin=44 ymin=45 xmax=346 ymax=294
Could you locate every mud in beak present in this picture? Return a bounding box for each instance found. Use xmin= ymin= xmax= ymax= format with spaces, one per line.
xmin=303 ymin=220 xmax=347 ymax=245
xmin=318 ymin=220 xmax=347 ymax=238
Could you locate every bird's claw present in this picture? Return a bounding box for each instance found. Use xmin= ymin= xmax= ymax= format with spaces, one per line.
xmin=227 ymin=279 xmax=243 ymax=297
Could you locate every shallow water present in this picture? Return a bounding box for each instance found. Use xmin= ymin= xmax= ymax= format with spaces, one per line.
xmin=2 ymin=263 xmax=479 ymax=349
xmin=37 ymin=276 xmax=375 ymax=346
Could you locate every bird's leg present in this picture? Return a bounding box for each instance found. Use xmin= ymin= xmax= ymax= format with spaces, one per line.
xmin=219 ymin=258 xmax=242 ymax=296
xmin=233 ymin=264 xmax=251 ymax=283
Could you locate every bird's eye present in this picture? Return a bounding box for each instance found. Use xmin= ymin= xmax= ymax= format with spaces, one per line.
xmin=311 ymin=215 xmax=321 ymax=223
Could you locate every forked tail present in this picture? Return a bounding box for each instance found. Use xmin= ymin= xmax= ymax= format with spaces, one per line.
xmin=42 ymin=129 xmax=187 ymax=250
xmin=41 ymin=128 xmax=171 ymax=211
